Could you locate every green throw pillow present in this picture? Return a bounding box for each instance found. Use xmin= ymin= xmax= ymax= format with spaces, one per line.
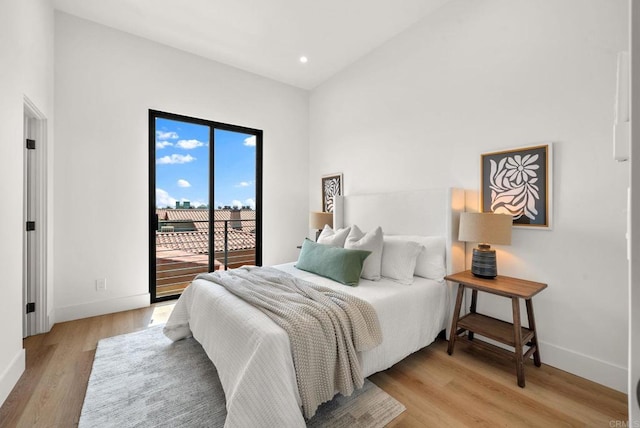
xmin=295 ymin=238 xmax=371 ymax=286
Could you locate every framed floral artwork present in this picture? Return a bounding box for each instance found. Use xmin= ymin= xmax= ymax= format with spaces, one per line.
xmin=321 ymin=173 xmax=343 ymax=213
xmin=481 ymin=143 xmax=552 ymax=229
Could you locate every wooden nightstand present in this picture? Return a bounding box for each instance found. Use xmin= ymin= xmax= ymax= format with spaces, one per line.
xmin=445 ymin=270 xmax=547 ymax=387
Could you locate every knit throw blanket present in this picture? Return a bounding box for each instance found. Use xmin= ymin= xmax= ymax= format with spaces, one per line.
xmin=195 ymin=266 xmax=382 ymax=419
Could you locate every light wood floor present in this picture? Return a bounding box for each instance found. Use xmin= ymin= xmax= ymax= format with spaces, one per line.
xmin=0 ymin=303 xmax=627 ymax=427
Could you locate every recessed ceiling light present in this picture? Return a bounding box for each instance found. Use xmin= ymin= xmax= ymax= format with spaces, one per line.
xmin=299 ymin=56 xmax=308 ymax=64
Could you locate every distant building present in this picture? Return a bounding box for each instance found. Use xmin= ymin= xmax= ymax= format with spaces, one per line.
xmin=156 ymin=207 xmax=255 ymax=254
xmin=154 ymin=208 xmax=257 ymax=297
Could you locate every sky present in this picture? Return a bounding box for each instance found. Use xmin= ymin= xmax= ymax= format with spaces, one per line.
xmin=155 ymin=117 xmax=256 ymax=209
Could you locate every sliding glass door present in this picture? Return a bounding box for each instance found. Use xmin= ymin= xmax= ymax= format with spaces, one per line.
xmin=149 ymin=110 xmax=262 ymax=302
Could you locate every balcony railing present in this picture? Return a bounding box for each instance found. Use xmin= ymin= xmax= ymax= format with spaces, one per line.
xmin=155 ymin=218 xmax=256 ymax=298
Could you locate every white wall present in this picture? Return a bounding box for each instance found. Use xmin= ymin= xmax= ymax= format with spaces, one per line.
xmin=54 ymin=12 xmax=309 ymax=322
xmin=629 ymin=0 xmax=639 ymax=422
xmin=310 ymin=0 xmax=629 ymax=391
xmin=0 ymin=0 xmax=54 ymax=407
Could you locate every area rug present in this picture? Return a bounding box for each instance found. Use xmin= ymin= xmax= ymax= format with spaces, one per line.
xmin=80 ymin=326 xmax=405 ymax=427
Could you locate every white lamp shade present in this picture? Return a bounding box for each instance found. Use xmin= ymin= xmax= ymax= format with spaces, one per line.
xmin=458 ymin=212 xmax=512 ymax=245
xmin=309 ymin=211 xmax=333 ymax=229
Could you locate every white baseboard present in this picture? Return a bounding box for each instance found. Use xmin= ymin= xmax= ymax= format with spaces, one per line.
xmin=0 ymin=349 xmax=25 ymax=408
xmin=539 ymin=340 xmax=627 ymax=393
xmin=54 ymin=293 xmax=150 ymax=323
xmin=471 ymin=335 xmax=627 ymax=392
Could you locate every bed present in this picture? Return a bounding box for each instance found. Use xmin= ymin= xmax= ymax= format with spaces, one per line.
xmin=164 ymin=188 xmax=465 ymax=427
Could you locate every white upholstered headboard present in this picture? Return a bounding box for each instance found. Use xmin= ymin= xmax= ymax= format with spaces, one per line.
xmin=333 ymin=188 xmax=465 ymax=276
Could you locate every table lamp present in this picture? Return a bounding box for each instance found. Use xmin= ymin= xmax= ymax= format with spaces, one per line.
xmin=309 ymin=211 xmax=333 ymax=241
xmin=458 ymin=212 xmax=512 ymax=278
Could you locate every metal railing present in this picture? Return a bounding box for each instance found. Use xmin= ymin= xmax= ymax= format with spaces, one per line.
xmin=155 ymin=217 xmax=256 ymax=298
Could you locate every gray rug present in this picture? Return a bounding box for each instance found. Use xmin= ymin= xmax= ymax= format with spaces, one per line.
xmin=80 ymin=326 xmax=405 ymax=427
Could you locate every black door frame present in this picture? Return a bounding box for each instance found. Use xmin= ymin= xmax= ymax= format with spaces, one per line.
xmin=148 ymin=109 xmax=263 ymax=303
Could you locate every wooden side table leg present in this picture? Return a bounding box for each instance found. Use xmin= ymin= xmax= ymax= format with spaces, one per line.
xmin=512 ymin=297 xmax=525 ymax=387
xmin=447 ymin=283 xmax=465 ymax=355
xmin=468 ymin=289 xmax=478 ymax=341
xmin=526 ymin=298 xmax=542 ymax=367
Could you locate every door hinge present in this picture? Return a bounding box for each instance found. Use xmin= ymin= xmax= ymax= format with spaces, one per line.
xmin=26 ymin=221 xmax=36 ymax=231
xmin=26 ymin=139 xmax=36 ymax=150
xmin=26 ymin=302 xmax=35 ymax=314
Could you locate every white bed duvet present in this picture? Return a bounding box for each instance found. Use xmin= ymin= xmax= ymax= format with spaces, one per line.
xmin=164 ymin=263 xmax=449 ymax=427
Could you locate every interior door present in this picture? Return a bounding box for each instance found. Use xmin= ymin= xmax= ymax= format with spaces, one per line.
xmin=23 ymin=115 xmax=36 ymax=337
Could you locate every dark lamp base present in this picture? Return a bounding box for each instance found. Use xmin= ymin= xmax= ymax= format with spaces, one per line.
xmin=471 ymin=247 xmax=498 ymax=279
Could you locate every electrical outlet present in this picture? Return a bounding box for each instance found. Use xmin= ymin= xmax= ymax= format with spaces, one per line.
xmin=96 ymin=278 xmax=107 ymax=291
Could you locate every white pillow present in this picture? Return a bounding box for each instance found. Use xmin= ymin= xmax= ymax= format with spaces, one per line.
xmin=344 ymin=225 xmax=383 ymax=280
xmin=380 ymin=238 xmax=423 ymax=285
xmin=317 ymin=225 xmax=351 ymax=247
xmin=386 ymin=235 xmax=446 ymax=280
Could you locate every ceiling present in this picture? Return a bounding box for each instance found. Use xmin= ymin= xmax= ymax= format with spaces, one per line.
xmin=52 ymin=0 xmax=450 ymax=89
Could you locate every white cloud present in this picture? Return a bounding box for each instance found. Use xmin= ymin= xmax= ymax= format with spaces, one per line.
xmin=176 ymin=139 xmax=205 ymax=149
xmin=191 ymin=200 xmax=208 ymax=208
xmin=156 ymin=188 xmax=176 ymax=208
xmin=231 ymin=200 xmax=243 ymax=209
xmin=156 ymin=131 xmax=179 ymax=140
xmin=244 ymin=136 xmax=256 ymax=147
xmin=156 ymin=154 xmax=196 ymax=164
xmin=156 ymin=141 xmax=173 ymax=149
xmin=244 ymin=198 xmax=256 ymax=210
xmin=236 ymin=181 xmax=251 ymax=187
xmin=177 ymin=179 xmax=191 ymax=188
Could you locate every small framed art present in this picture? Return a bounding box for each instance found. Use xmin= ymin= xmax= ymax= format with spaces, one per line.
xmin=321 ymin=173 xmax=343 ymax=213
xmin=481 ymin=143 xmax=552 ymax=229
